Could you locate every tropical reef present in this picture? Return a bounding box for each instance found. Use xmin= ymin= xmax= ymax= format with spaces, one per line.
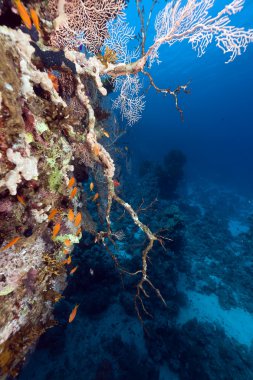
xmin=0 ymin=0 xmax=253 ymax=378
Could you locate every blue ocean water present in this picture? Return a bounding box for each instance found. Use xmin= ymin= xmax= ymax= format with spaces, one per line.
xmin=127 ymin=0 xmax=253 ymax=195
xmin=18 ymin=1 xmax=253 ymax=379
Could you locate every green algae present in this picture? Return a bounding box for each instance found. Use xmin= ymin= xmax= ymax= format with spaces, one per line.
xmin=0 ymin=285 xmax=15 ymax=297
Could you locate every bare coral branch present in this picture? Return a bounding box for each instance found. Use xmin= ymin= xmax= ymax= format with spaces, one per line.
xmin=143 ymin=70 xmax=190 ymax=121
xmin=112 ymin=193 xmax=167 ymax=320
xmin=136 ymin=0 xmax=158 ymax=57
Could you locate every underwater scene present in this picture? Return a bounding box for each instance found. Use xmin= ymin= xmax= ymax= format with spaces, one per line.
xmin=0 ymin=0 xmax=253 ymax=379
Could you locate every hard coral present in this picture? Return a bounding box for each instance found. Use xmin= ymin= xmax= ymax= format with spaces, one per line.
xmin=3 ymin=148 xmax=38 ymax=195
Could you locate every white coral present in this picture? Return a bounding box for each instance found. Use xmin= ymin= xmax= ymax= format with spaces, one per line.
xmin=113 ymin=75 xmax=145 ymax=126
xmin=150 ymin=0 xmax=253 ymax=65
xmin=104 ymin=13 xmax=139 ymax=64
xmin=1 ymin=148 xmax=38 ymax=195
xmin=0 ymin=26 xmax=66 ymax=105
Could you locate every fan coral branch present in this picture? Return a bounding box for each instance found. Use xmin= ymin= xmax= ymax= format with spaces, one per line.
xmin=49 ymin=0 xmax=125 ymax=52
xmin=148 ymin=0 xmax=253 ymax=65
xmin=113 ymin=75 xmax=145 ymax=126
xmin=104 ymin=0 xmax=253 ymax=78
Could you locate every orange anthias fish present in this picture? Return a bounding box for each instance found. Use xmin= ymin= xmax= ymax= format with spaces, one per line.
xmin=76 ymin=227 xmax=82 ymax=236
xmin=70 ymin=187 xmax=78 ymax=200
xmin=90 ymin=182 xmax=94 ymax=191
xmin=52 ymin=223 xmax=61 ymax=239
xmin=17 ymin=195 xmax=26 ymax=206
xmin=62 ymin=255 xmax=71 ymax=265
xmin=15 ymin=0 xmax=32 ymax=29
xmin=67 ymin=177 xmax=75 ymax=189
xmin=93 ymin=145 xmax=100 ymax=156
xmin=0 ymin=237 xmax=21 ymax=252
xmin=70 ymin=266 xmax=78 ymax=275
xmin=69 ymin=304 xmax=79 ymax=323
xmin=113 ymin=179 xmax=120 ymax=187
xmin=92 ymin=193 xmax=99 ymax=202
xmin=30 ymin=8 xmax=40 ymax=32
xmin=48 ymin=208 xmax=58 ymax=221
xmin=74 ymin=212 xmax=82 ymax=227
xmin=103 ymin=130 xmax=110 ymax=138
xmin=68 ymin=209 xmax=75 ymax=222
xmin=47 ymin=72 xmax=59 ymax=92
xmin=64 ymin=239 xmax=71 ymax=247
xmin=63 ymin=249 xmax=69 ymax=255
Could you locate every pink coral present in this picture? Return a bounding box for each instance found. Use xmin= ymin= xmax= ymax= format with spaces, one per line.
xmin=49 ymin=0 xmax=125 ymax=53
xmin=0 ymin=198 xmax=13 ymax=213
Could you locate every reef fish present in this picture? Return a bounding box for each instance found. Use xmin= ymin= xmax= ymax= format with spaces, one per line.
xmin=52 ymin=223 xmax=61 ymax=238
xmin=76 ymin=227 xmax=82 ymax=236
xmin=17 ymin=195 xmax=26 ymax=206
xmin=48 ymin=208 xmax=58 ymax=220
xmin=67 ymin=177 xmax=75 ymax=189
xmin=103 ymin=130 xmax=110 ymax=138
xmin=62 ymin=255 xmax=71 ymax=265
xmin=90 ymin=182 xmax=94 ymax=191
xmin=15 ymin=0 xmax=32 ymax=29
xmin=0 ymin=237 xmax=21 ymax=252
xmin=69 ymin=304 xmax=79 ymax=323
xmin=68 ymin=209 xmax=75 ymax=222
xmin=74 ymin=212 xmax=82 ymax=227
xmin=93 ymin=145 xmax=100 ymax=156
xmin=92 ymin=193 xmax=99 ymax=202
xmin=64 ymin=239 xmax=71 ymax=247
xmin=113 ymin=179 xmax=120 ymax=187
xmin=70 ymin=266 xmax=78 ymax=275
xmin=47 ymin=72 xmax=59 ymax=92
xmin=30 ymin=8 xmax=40 ymax=32
xmin=70 ymin=187 xmax=78 ymax=199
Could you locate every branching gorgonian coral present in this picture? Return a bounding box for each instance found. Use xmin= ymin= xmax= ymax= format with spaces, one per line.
xmin=103 ymin=0 xmax=253 ymax=125
xmin=104 ymin=13 xmax=144 ymax=126
xmin=149 ymin=0 xmax=253 ymax=65
xmin=40 ymin=0 xmax=253 ymax=320
xmin=49 ymin=0 xmax=125 ymax=52
xmin=112 ymin=74 xmax=145 ymax=126
xmin=105 ymin=14 xmax=139 ymax=64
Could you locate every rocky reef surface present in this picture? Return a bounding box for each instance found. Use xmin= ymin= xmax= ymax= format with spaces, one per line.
xmin=0 ymin=24 xmax=86 ymax=377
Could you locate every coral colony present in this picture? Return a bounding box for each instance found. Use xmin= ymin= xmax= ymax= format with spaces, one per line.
xmin=0 ymin=0 xmax=252 ymax=377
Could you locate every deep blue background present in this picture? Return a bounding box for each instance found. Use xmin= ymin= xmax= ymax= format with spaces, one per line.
xmin=124 ymin=0 xmax=253 ymax=195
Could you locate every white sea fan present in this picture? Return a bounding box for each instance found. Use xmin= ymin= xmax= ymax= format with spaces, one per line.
xmin=112 ymin=75 xmax=145 ymax=126
xmin=104 ymin=13 xmax=140 ymax=63
xmin=150 ymin=0 xmax=253 ymax=65
xmin=105 ymin=14 xmax=144 ymax=125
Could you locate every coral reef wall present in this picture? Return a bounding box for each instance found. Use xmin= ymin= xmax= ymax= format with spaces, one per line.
xmin=1 ymin=0 xmax=252 ymax=378
xmin=0 ymin=26 xmax=82 ymax=378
